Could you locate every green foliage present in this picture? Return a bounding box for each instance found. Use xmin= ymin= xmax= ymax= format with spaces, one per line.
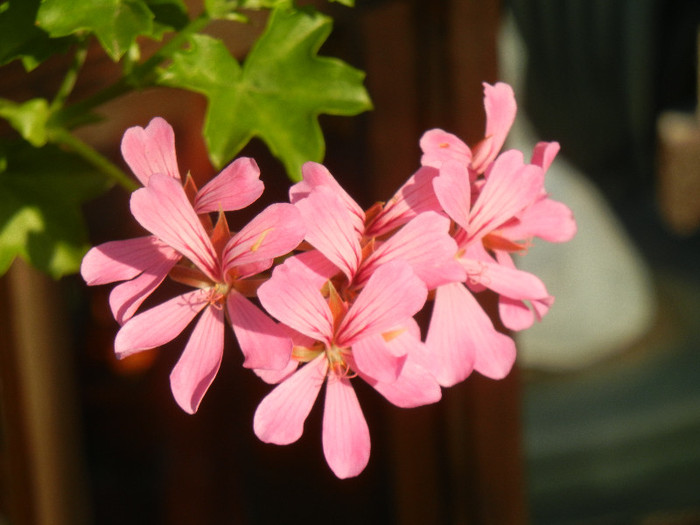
xmin=0 ymin=0 xmax=369 ymax=278
xmin=160 ymin=6 xmax=371 ymax=180
xmin=0 ymin=143 xmax=111 ymax=278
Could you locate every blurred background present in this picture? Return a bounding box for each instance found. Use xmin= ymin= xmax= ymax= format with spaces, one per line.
xmin=1 ymin=0 xmax=699 ymax=524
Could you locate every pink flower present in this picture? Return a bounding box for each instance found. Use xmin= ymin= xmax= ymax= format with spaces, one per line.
xmin=81 ymin=117 xmax=264 ymax=324
xmin=425 ymin=151 xmax=551 ymax=385
xmin=110 ymin=173 xmax=304 ymax=413
xmin=254 ymin=258 xmax=440 ymax=478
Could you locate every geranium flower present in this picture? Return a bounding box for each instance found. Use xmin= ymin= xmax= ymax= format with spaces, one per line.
xmin=91 ymin=172 xmax=305 ymax=414
xmin=254 ymin=258 xmax=440 ymax=478
xmin=81 ymin=117 xmax=264 ymax=324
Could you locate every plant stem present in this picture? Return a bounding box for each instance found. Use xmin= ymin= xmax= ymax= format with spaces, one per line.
xmin=50 ymin=41 xmax=89 ymax=112
xmin=51 ymin=128 xmax=138 ymax=192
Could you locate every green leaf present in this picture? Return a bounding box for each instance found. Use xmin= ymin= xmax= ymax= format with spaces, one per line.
xmin=0 ymin=141 xmax=112 ymax=278
xmin=0 ymin=98 xmax=51 ymax=147
xmin=0 ymin=0 xmax=74 ymax=70
xmin=36 ymin=0 xmax=156 ymax=61
xmin=146 ymin=0 xmax=189 ymax=36
xmin=160 ymin=6 xmax=372 ymax=180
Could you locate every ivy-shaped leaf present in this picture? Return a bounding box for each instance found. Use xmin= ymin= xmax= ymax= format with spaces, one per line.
xmin=160 ymin=6 xmax=372 ymax=180
xmin=0 ymin=141 xmax=112 ymax=278
xmin=0 ymin=98 xmax=51 ymax=147
xmin=0 ymin=0 xmax=74 ymax=70
xmin=36 ymin=0 xmax=156 ymax=61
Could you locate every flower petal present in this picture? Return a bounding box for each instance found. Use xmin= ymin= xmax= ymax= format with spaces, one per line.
xmin=322 ymin=375 xmax=370 ymax=479
xmin=419 ymin=128 xmax=471 ymax=168
xmin=109 ymin=251 xmax=178 ymax=324
xmin=223 ymin=203 xmax=304 ymax=270
xmin=358 ymin=211 xmax=464 ymax=289
xmin=194 ymin=157 xmax=264 ymax=213
xmin=293 ymin=186 xmax=362 ymax=282
xmin=257 ymin=260 xmax=334 ymax=344
xmin=81 ymin=236 xmax=176 ymax=285
xmin=169 ymin=304 xmax=224 ymax=414
xmin=351 ymin=334 xmax=407 ymax=383
xmin=120 ymin=117 xmax=180 ymax=185
xmin=432 ymin=160 xmax=471 ymax=231
xmin=365 ymin=358 xmax=442 ymax=408
xmin=468 ymin=150 xmax=544 ymax=240
xmin=227 ymin=291 xmax=293 ymax=370
xmin=254 ymin=354 xmax=327 ymax=445
xmin=366 ymin=166 xmax=443 ymax=237
xmin=114 ymin=288 xmax=209 ymax=359
xmin=130 ymin=174 xmax=219 ymax=280
xmin=290 ymin=162 xmax=365 ymax=230
xmin=338 ymin=261 xmax=427 ymax=346
xmin=531 ymin=141 xmax=560 ymax=173
xmin=470 ymin=82 xmax=517 ymax=172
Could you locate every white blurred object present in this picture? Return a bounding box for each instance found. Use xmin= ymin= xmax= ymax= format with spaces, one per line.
xmin=498 ymin=13 xmax=657 ymax=371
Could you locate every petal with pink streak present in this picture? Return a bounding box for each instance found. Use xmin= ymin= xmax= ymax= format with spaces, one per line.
xmin=285 ymin=250 xmax=342 ymax=289
xmin=254 ymin=358 xmax=299 ymax=385
xmin=359 ymin=212 xmax=464 ymax=290
xmin=419 ymin=128 xmax=471 ymax=168
xmin=507 ymin=198 xmax=577 ymax=243
xmin=322 ymin=375 xmax=370 ymax=479
xmin=222 ymin=203 xmax=304 ymax=270
xmin=499 ymin=296 xmax=535 ymax=331
xmin=81 ymin=236 xmax=177 ymax=285
xmin=338 ymin=261 xmax=427 ymax=346
xmin=227 ymin=291 xmax=293 ymax=370
xmin=351 ymin=333 xmax=407 ymax=383
xmin=469 ymin=151 xmax=544 ymax=240
xmin=290 ymin=162 xmax=365 ymax=229
xmin=109 ymin=252 xmax=179 ymax=324
xmin=120 ymin=117 xmax=180 ymax=186
xmin=432 ymin=160 xmax=472 ymax=230
xmin=194 ymin=157 xmax=264 ymax=213
xmin=169 ymin=304 xmax=224 ymax=414
xmin=531 ymin=141 xmax=560 ymax=173
xmin=294 ymin=186 xmax=362 ymax=281
xmin=257 ymin=261 xmax=334 ymax=344
xmin=366 ymin=166 xmax=443 ymax=237
xmin=461 ymin=257 xmax=548 ymax=301
xmin=114 ymin=288 xmax=210 ymax=359
xmin=366 ymin=358 xmax=442 ymax=408
xmin=254 ymin=354 xmax=327 ymax=445
xmin=471 ymin=82 xmax=517 ymax=172
xmin=130 ymin=174 xmax=219 ymax=280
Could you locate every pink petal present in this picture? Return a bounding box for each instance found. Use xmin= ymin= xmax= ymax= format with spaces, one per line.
xmin=531 ymin=141 xmax=560 ymax=173
xmin=226 ymin=291 xmax=293 ymax=370
xmin=81 ymin=236 xmax=176 ymax=285
xmin=290 ymin=162 xmax=365 ymax=230
xmin=130 ymin=174 xmax=219 ymax=280
xmin=337 ymin=261 xmax=427 ymax=346
xmin=461 ymin=257 xmax=549 ymax=301
xmin=498 ymin=296 xmax=535 ymax=331
xmin=222 ymin=203 xmax=305 ymax=270
xmin=169 ymin=304 xmax=224 ymax=414
xmin=257 ymin=261 xmax=334 ymax=344
xmin=114 ymin=288 xmax=210 ymax=359
xmin=254 ymin=354 xmax=328 ymax=445
xmin=366 ymin=166 xmax=443 ymax=237
xmin=506 ymin=198 xmax=577 ymax=243
xmin=285 ymin=250 xmax=342 ymax=288
xmin=366 ymin=358 xmax=442 ymax=408
xmin=351 ymin=333 xmax=407 ymax=383
xmin=468 ymin=151 xmax=544 ymax=240
xmin=419 ymin=129 xmax=471 ymax=168
xmin=294 ymin=186 xmax=362 ymax=281
xmin=109 ymin=252 xmax=178 ymax=324
xmin=254 ymin=358 xmax=299 ymax=385
xmin=120 ymin=117 xmax=180 ymax=186
xmin=358 ymin=211 xmax=464 ymax=289
xmin=322 ymin=375 xmax=370 ymax=479
xmin=194 ymin=157 xmax=264 ymax=213
xmin=432 ymin=160 xmax=472 ymax=230
xmin=470 ymin=82 xmax=517 ymax=172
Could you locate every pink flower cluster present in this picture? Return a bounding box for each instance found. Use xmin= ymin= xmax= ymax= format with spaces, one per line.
xmin=81 ymin=82 xmax=576 ymax=478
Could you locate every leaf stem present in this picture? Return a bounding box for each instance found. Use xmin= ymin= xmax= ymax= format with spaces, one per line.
xmin=50 ymin=41 xmax=89 ymax=112
xmin=51 ymin=128 xmax=138 ymax=192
